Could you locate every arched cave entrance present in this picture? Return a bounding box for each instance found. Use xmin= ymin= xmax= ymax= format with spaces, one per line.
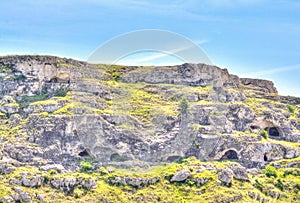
xmin=167 ymin=155 xmax=182 ymax=163
xmin=220 ymin=150 xmax=238 ymax=160
xmin=110 ymin=153 xmax=127 ymax=162
xmin=78 ymin=149 xmax=90 ymax=157
xmin=268 ymin=127 xmax=280 ymax=137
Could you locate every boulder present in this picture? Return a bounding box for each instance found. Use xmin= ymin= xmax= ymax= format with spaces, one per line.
xmin=170 ymin=171 xmax=191 ymax=182
xmin=218 ymin=168 xmax=233 ymax=186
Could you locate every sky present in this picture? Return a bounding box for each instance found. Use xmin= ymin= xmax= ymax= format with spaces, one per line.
xmin=0 ymin=0 xmax=300 ymax=96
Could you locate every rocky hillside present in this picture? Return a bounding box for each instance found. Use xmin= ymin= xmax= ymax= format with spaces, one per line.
xmin=0 ymin=55 xmax=299 ymax=202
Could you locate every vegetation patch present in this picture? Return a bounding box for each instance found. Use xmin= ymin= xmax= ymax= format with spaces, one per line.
xmin=18 ymin=89 xmax=68 ymax=108
xmin=260 ymin=129 xmax=268 ymax=139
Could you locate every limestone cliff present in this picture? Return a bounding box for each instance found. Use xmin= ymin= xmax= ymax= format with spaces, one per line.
xmin=0 ymin=55 xmax=300 ymax=202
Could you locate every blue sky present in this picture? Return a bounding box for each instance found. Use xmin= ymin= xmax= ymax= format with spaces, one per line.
xmin=1 ymin=0 xmax=300 ymax=96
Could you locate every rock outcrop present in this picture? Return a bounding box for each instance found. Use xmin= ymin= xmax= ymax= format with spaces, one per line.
xmin=0 ymin=55 xmax=299 ymax=171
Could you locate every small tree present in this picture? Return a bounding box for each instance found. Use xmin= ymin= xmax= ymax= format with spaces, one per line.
xmin=260 ymin=129 xmax=268 ymax=139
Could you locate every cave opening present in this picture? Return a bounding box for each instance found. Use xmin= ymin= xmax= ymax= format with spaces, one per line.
xmin=110 ymin=153 xmax=126 ymax=162
xmin=250 ymin=125 xmax=259 ymax=130
xmin=78 ymin=149 xmax=90 ymax=157
xmin=264 ymin=153 xmax=268 ymax=162
xmin=167 ymin=155 xmax=182 ymax=162
xmin=220 ymin=150 xmax=238 ymax=160
xmin=50 ymin=77 xmax=58 ymax=83
xmin=268 ymin=127 xmax=280 ymax=137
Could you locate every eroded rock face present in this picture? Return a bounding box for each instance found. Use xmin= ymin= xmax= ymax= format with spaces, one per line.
xmin=0 ymin=55 xmax=300 ymax=170
xmin=240 ymin=78 xmax=278 ymax=94
xmin=121 ymin=64 xmax=237 ymax=88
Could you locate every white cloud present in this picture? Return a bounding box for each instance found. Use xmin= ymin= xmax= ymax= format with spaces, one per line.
xmin=240 ymin=64 xmax=300 ymax=78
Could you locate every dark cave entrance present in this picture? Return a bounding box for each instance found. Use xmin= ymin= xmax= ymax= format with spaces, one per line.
xmin=250 ymin=125 xmax=259 ymax=130
xmin=78 ymin=149 xmax=90 ymax=157
xmin=264 ymin=153 xmax=268 ymax=162
xmin=220 ymin=150 xmax=238 ymax=160
xmin=268 ymin=127 xmax=280 ymax=137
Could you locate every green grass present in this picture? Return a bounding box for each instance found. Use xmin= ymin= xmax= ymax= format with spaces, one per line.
xmin=19 ymin=89 xmax=69 ymax=109
xmin=263 ymin=165 xmax=278 ymax=178
xmin=0 ymin=157 xmax=299 ymax=202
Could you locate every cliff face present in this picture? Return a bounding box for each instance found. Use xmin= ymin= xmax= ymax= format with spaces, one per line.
xmin=0 ymin=55 xmax=300 ymax=202
xmin=0 ymin=55 xmax=299 ymax=169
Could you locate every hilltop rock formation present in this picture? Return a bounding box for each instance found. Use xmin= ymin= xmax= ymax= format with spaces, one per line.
xmin=0 ymin=55 xmax=299 ymax=171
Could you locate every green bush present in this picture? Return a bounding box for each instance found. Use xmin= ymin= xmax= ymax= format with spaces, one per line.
xmin=275 ymin=179 xmax=284 ymax=191
xmin=49 ymin=169 xmax=57 ymax=175
xmin=112 ymin=72 xmax=120 ymax=81
xmin=284 ymin=168 xmax=300 ymax=177
xmin=254 ymin=179 xmax=263 ymax=191
xmin=179 ymin=98 xmax=189 ymax=114
xmin=1 ymin=67 xmax=7 ymax=73
xmin=260 ymin=129 xmax=268 ymax=139
xmin=264 ymin=165 xmax=278 ymax=178
xmin=80 ymin=161 xmax=93 ymax=172
xmin=54 ymin=89 xmax=68 ymax=97
xmin=287 ymin=104 xmax=296 ymax=115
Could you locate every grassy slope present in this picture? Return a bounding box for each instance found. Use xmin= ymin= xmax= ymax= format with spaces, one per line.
xmin=0 ymin=157 xmax=299 ymax=202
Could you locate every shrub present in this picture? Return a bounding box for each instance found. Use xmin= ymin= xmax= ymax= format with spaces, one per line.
xmin=264 ymin=165 xmax=277 ymax=178
xmin=112 ymin=72 xmax=120 ymax=81
xmin=179 ymin=98 xmax=188 ymax=114
xmin=80 ymin=161 xmax=93 ymax=172
xmin=275 ymin=179 xmax=284 ymax=191
xmin=1 ymin=67 xmax=7 ymax=73
xmin=287 ymin=104 xmax=296 ymax=115
xmin=254 ymin=179 xmax=263 ymax=191
xmin=54 ymin=89 xmax=68 ymax=97
xmin=284 ymin=168 xmax=300 ymax=177
xmin=260 ymin=129 xmax=268 ymax=139
xmin=49 ymin=169 xmax=57 ymax=175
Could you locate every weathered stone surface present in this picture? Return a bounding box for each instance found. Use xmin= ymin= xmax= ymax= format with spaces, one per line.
xmin=50 ymin=177 xmax=97 ymax=193
xmin=8 ymin=187 xmax=32 ymax=202
xmin=218 ymin=168 xmax=233 ymax=186
xmin=240 ymin=78 xmax=278 ymax=94
xmin=248 ymin=191 xmax=270 ymax=202
xmin=193 ymin=177 xmax=211 ymax=187
xmin=107 ymin=176 xmax=160 ymax=188
xmin=41 ymin=164 xmax=66 ymax=172
xmin=0 ymin=55 xmax=299 ymax=171
xmin=0 ymin=163 xmax=16 ymax=174
xmin=21 ymin=174 xmax=44 ymax=187
xmin=230 ymin=166 xmax=249 ymax=181
xmin=170 ymin=171 xmax=191 ymax=182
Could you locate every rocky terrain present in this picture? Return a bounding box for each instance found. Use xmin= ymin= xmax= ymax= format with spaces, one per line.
xmin=0 ymin=55 xmax=299 ymax=202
